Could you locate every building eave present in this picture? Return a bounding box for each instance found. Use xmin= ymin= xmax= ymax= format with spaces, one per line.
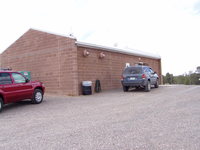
xmin=76 ymin=41 xmax=161 ymax=60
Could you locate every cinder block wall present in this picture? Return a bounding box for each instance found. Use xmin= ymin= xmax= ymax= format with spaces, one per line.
xmin=77 ymin=46 xmax=161 ymax=94
xmin=0 ymin=29 xmax=79 ymax=96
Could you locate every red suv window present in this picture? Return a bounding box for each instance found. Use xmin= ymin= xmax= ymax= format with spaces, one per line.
xmin=0 ymin=73 xmax=12 ymax=85
xmin=12 ymin=73 xmax=26 ymax=83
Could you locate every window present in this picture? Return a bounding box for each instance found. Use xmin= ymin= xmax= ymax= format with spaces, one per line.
xmin=12 ymin=73 xmax=26 ymax=83
xmin=144 ymin=68 xmax=153 ymax=74
xmin=144 ymin=68 xmax=149 ymax=73
xmin=0 ymin=73 xmax=12 ymax=85
xmin=123 ymin=67 xmax=143 ymax=75
xmin=149 ymin=68 xmax=155 ymax=74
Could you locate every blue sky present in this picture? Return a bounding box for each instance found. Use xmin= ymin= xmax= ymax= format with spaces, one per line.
xmin=0 ymin=0 xmax=200 ymax=75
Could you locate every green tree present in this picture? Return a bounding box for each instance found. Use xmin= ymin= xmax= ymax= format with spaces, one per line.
xmin=196 ymin=66 xmax=200 ymax=73
xmin=190 ymin=73 xmax=200 ymax=85
xmin=165 ymin=73 xmax=171 ymax=84
xmin=170 ymin=74 xmax=174 ymax=84
xmin=184 ymin=76 xmax=190 ymax=85
xmin=177 ymin=75 xmax=185 ymax=84
xmin=164 ymin=73 xmax=174 ymax=84
xmin=163 ymin=68 xmax=200 ymax=85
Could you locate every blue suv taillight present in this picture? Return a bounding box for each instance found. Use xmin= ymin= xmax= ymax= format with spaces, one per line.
xmin=142 ymin=74 xmax=146 ymax=79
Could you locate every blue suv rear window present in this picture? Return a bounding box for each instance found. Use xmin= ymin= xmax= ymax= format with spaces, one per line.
xmin=123 ymin=67 xmax=143 ymax=75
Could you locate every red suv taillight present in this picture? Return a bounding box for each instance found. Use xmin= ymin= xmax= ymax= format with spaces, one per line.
xmin=142 ymin=74 xmax=146 ymax=79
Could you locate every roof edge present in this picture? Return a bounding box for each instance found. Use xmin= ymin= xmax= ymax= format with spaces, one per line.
xmin=30 ymin=28 xmax=77 ymax=40
xmin=76 ymin=41 xmax=161 ymax=60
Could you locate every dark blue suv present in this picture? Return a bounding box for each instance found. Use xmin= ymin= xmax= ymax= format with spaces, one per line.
xmin=121 ymin=65 xmax=159 ymax=92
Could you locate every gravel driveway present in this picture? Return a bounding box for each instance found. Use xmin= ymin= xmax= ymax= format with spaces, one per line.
xmin=0 ymin=85 xmax=200 ymax=150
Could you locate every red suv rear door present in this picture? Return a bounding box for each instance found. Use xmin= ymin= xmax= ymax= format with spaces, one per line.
xmin=0 ymin=72 xmax=18 ymax=103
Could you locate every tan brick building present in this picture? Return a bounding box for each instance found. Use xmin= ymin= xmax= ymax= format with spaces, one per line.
xmin=0 ymin=29 xmax=162 ymax=95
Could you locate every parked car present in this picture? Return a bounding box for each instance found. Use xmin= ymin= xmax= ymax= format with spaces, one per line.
xmin=121 ymin=65 xmax=159 ymax=92
xmin=0 ymin=71 xmax=45 ymax=112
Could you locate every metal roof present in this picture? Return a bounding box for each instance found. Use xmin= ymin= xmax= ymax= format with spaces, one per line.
xmin=76 ymin=41 xmax=161 ymax=60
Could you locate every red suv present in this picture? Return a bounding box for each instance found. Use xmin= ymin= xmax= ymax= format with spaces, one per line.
xmin=0 ymin=71 xmax=45 ymax=112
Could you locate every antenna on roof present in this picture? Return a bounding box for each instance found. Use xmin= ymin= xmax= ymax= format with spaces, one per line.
xmin=69 ymin=33 xmax=74 ymax=37
xmin=69 ymin=26 xmax=75 ymax=38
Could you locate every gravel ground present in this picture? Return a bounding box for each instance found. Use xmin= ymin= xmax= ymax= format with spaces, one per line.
xmin=0 ymin=85 xmax=200 ymax=150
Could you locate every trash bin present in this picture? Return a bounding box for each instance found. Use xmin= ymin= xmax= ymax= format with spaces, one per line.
xmin=82 ymin=81 xmax=92 ymax=95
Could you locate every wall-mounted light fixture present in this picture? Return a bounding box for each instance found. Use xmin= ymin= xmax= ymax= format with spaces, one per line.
xmin=99 ymin=52 xmax=105 ymax=59
xmin=83 ymin=49 xmax=90 ymax=57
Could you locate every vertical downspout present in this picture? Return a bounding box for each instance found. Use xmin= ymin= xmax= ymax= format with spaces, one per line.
xmin=74 ymin=39 xmax=79 ymax=95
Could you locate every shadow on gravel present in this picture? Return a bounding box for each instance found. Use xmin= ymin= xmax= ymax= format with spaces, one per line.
xmin=128 ymin=86 xmax=156 ymax=92
xmin=3 ymin=100 xmax=32 ymax=112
